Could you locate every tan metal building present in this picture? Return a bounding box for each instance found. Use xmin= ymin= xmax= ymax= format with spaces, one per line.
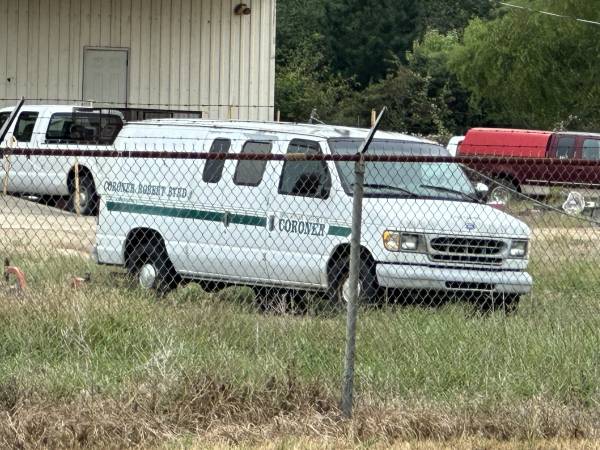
xmin=0 ymin=0 xmax=276 ymax=120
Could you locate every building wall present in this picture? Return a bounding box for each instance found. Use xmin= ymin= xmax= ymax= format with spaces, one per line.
xmin=0 ymin=0 xmax=276 ymax=120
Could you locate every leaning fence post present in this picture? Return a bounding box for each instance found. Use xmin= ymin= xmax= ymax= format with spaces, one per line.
xmin=341 ymin=107 xmax=387 ymax=418
xmin=74 ymin=158 xmax=81 ymax=216
xmin=2 ymin=154 xmax=9 ymax=195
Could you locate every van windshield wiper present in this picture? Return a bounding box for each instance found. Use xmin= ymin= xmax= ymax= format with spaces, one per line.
xmin=419 ymin=184 xmax=480 ymax=203
xmin=357 ymin=183 xmax=419 ymax=197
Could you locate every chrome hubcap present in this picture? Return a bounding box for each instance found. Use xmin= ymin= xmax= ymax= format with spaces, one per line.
xmin=78 ymin=190 xmax=88 ymax=207
xmin=139 ymin=264 xmax=157 ymax=289
xmin=340 ymin=276 xmax=361 ymax=304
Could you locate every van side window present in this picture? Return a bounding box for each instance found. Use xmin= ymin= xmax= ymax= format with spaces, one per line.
xmin=202 ymin=139 xmax=231 ymax=183
xmin=279 ymin=139 xmax=331 ymax=199
xmin=14 ymin=112 xmax=39 ymax=142
xmin=582 ymin=139 xmax=600 ymax=161
xmin=45 ymin=113 xmax=123 ymax=144
xmin=234 ymin=141 xmax=272 ymax=187
xmin=556 ymin=136 xmax=576 ymax=159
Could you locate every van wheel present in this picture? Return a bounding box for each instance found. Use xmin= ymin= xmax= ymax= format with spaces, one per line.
xmin=69 ymin=172 xmax=98 ymax=216
xmin=126 ymin=243 xmax=179 ymax=295
xmin=329 ymin=256 xmax=378 ymax=307
xmin=489 ymin=178 xmax=517 ymax=204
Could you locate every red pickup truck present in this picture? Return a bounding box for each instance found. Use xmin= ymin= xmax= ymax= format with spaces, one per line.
xmin=457 ymin=128 xmax=600 ymax=202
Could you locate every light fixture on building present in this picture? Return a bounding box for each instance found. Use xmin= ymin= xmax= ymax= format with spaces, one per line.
xmin=234 ymin=3 xmax=251 ymax=15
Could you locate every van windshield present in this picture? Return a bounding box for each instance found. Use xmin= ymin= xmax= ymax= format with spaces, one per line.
xmin=328 ymin=139 xmax=476 ymax=201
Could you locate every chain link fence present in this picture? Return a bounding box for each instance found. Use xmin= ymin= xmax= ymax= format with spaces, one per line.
xmin=1 ymin=119 xmax=600 ymax=446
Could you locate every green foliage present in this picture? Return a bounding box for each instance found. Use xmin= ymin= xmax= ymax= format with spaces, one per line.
xmin=421 ymin=0 xmax=495 ymax=32
xmin=408 ymin=30 xmax=483 ymax=132
xmin=322 ymin=0 xmax=423 ymax=86
xmin=449 ymin=1 xmax=600 ymax=130
xmin=275 ymin=38 xmax=351 ymax=123
xmin=333 ymin=65 xmax=453 ymax=139
xmin=275 ymin=0 xmax=325 ymax=62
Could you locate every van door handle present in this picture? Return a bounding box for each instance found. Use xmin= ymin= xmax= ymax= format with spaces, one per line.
xmin=268 ymin=215 xmax=275 ymax=232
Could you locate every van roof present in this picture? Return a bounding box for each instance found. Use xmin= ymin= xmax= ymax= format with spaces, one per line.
xmin=0 ymin=105 xmax=83 ymax=113
xmin=0 ymin=104 xmax=123 ymax=115
xmin=124 ymin=119 xmax=434 ymax=143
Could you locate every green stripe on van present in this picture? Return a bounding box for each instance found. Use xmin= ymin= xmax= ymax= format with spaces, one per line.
xmin=106 ymin=202 xmax=265 ymax=227
xmin=328 ymin=226 xmax=352 ymax=237
xmin=107 ymin=201 xmax=344 ymax=236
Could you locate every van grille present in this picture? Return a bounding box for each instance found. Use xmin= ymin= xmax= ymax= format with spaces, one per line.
xmin=429 ymin=237 xmax=505 ymax=265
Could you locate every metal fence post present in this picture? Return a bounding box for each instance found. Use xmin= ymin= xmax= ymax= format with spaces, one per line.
xmin=341 ymin=107 xmax=386 ymax=419
xmin=74 ymin=159 xmax=81 ymax=216
xmin=341 ymin=154 xmax=365 ymax=418
xmin=2 ymin=154 xmax=9 ymax=196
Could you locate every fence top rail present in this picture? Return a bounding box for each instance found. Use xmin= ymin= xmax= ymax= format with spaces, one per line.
xmin=3 ymin=147 xmax=600 ymax=167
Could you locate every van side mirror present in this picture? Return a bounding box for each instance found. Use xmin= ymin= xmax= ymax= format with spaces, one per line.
xmin=475 ymin=182 xmax=489 ymax=200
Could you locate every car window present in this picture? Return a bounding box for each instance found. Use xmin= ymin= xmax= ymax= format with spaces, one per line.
xmin=45 ymin=112 xmax=123 ymax=144
xmin=582 ymin=139 xmax=600 ymax=161
xmin=14 ymin=112 xmax=39 ymax=143
xmin=556 ymin=136 xmax=576 ymax=159
xmin=0 ymin=112 xmax=10 ymax=130
xmin=202 ymin=139 xmax=231 ymax=183
xmin=278 ymin=139 xmax=331 ymax=199
xmin=233 ymin=141 xmax=272 ymax=187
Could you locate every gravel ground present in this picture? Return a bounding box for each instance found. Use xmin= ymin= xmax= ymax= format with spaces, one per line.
xmin=0 ymin=194 xmax=95 ymax=256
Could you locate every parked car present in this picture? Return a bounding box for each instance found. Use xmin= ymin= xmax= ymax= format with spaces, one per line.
xmin=0 ymin=104 xmax=124 ymax=215
xmin=446 ymin=135 xmax=465 ymax=157
xmin=94 ymin=120 xmax=532 ymax=309
xmin=457 ymin=128 xmax=600 ymax=203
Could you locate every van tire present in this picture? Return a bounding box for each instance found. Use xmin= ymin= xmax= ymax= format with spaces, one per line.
xmin=126 ymin=243 xmax=179 ymax=295
xmin=68 ymin=172 xmax=98 ymax=216
xmin=329 ymin=255 xmax=378 ymax=307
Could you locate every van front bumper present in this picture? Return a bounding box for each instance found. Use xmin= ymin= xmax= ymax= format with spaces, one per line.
xmin=376 ymin=263 xmax=532 ymax=294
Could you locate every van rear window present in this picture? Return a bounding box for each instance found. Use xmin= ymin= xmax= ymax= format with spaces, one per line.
xmin=45 ymin=112 xmax=123 ymax=145
xmin=234 ymin=141 xmax=272 ymax=187
xmin=203 ymin=139 xmax=231 ymax=183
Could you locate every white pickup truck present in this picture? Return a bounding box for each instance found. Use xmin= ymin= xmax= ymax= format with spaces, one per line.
xmin=0 ymin=104 xmax=123 ymax=215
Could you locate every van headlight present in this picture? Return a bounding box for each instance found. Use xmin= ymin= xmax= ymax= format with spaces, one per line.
xmin=510 ymin=240 xmax=529 ymax=258
xmin=383 ymin=231 xmax=424 ymax=252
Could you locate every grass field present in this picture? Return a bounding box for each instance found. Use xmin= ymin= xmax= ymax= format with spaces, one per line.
xmin=1 ymin=227 xmax=600 ymax=449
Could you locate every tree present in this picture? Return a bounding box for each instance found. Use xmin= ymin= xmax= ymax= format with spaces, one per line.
xmin=333 ymin=65 xmax=454 ymax=138
xmin=421 ymin=0 xmax=495 ymax=33
xmin=449 ymin=1 xmax=600 ymax=130
xmin=275 ymin=40 xmax=351 ymax=123
xmin=276 ymin=0 xmax=326 ymax=62
xmin=322 ymin=0 xmax=423 ymax=86
xmin=408 ymin=30 xmax=482 ymax=132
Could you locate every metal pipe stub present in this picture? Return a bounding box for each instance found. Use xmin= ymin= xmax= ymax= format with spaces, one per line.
xmin=3 ymin=258 xmax=27 ymax=292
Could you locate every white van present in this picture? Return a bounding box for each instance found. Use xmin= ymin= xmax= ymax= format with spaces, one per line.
xmin=95 ymin=120 xmax=532 ymax=308
xmin=0 ymin=105 xmax=123 ymax=214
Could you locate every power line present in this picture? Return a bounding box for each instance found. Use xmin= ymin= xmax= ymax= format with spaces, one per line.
xmin=499 ymin=2 xmax=600 ymax=27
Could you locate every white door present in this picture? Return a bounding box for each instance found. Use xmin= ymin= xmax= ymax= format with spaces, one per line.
xmin=184 ymin=136 xmax=275 ymax=284
xmin=267 ymin=139 xmax=336 ymax=287
xmin=83 ymin=49 xmax=128 ymax=106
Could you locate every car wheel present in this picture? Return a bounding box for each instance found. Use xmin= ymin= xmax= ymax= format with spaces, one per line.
xmin=69 ymin=172 xmax=98 ymax=216
xmin=489 ymin=178 xmax=517 ymax=204
xmin=329 ymin=255 xmax=378 ymax=307
xmin=126 ymin=243 xmax=179 ymax=295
